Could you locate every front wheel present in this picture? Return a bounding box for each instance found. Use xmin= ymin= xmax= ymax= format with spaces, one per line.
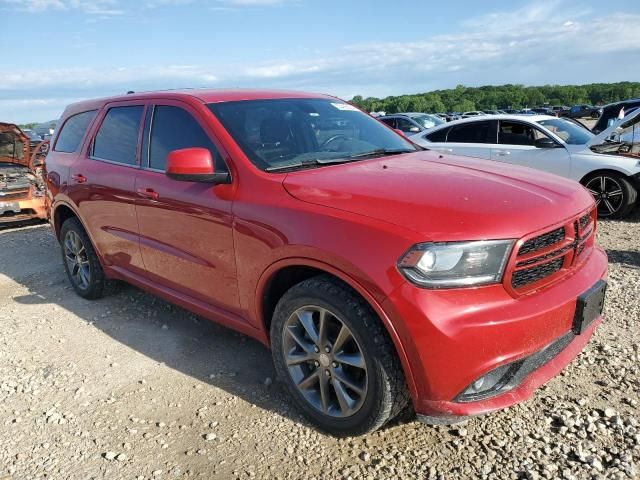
xmin=582 ymin=172 xmax=637 ymax=219
xmin=270 ymin=275 xmax=409 ymax=436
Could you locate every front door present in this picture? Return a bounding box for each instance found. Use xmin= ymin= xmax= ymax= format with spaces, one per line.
xmin=134 ymin=101 xmax=239 ymax=312
xmin=491 ymin=120 xmax=570 ymax=177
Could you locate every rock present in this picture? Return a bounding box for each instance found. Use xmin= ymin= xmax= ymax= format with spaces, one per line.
xmin=104 ymin=451 xmax=117 ymax=461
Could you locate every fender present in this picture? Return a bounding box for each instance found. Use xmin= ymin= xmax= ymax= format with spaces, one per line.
xmin=51 ymin=200 xmax=109 ymax=271
xmin=255 ymin=256 xmax=418 ymax=401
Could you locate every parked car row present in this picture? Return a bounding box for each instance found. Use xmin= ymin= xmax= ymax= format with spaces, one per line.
xmin=44 ymin=89 xmax=609 ymax=437
xmin=378 ymin=112 xmax=445 ymax=135
xmin=409 ymin=112 xmax=640 ymax=218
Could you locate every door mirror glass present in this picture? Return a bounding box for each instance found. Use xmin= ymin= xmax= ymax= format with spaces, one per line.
xmin=166 ymin=147 xmax=230 ymax=183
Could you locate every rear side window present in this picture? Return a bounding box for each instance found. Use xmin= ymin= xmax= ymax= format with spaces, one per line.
xmin=93 ymin=106 xmax=144 ymax=165
xmin=54 ymin=110 xmax=97 ymax=153
xmin=148 ymin=105 xmax=223 ymax=171
xmin=425 ymin=127 xmax=449 ymax=142
xmin=380 ymin=118 xmax=396 ymax=128
xmin=448 ymin=121 xmax=491 ymax=143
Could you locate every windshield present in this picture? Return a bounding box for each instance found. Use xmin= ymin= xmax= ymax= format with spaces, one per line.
xmin=537 ymin=118 xmax=594 ymax=145
xmin=208 ymin=98 xmax=418 ymax=171
xmin=412 ymin=114 xmax=444 ymax=129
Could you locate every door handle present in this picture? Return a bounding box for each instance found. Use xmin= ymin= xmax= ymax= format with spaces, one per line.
xmin=440 ymin=148 xmax=454 ymax=153
xmin=136 ymin=187 xmax=159 ymax=200
xmin=495 ymin=150 xmax=511 ymax=156
xmin=71 ymin=173 xmax=87 ymax=183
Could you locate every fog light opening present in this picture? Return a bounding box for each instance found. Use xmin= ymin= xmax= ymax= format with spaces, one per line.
xmin=456 ymin=361 xmax=521 ymax=402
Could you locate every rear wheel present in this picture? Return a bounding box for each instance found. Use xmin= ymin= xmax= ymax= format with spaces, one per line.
xmin=60 ymin=217 xmax=106 ymax=299
xmin=270 ymin=275 xmax=409 ymax=436
xmin=582 ymin=172 xmax=637 ymax=219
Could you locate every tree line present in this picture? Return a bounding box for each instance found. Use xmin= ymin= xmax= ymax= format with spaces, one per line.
xmin=350 ymin=82 xmax=640 ymax=114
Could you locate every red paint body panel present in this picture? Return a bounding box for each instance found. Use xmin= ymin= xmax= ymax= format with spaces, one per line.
xmin=46 ymin=89 xmax=608 ymax=420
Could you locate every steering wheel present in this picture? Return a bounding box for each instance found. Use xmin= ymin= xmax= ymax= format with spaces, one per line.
xmin=319 ymin=134 xmax=349 ymax=151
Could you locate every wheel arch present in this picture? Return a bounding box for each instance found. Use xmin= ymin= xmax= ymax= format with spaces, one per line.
xmin=256 ymin=258 xmax=418 ymax=401
xmin=579 ymin=167 xmax=636 ymax=185
xmin=52 ymin=202 xmax=82 ymax=239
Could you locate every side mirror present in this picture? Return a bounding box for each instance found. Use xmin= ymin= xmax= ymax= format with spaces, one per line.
xmin=409 ymin=126 xmax=421 ymax=133
xmin=534 ymin=137 xmax=559 ymax=149
xmin=165 ymin=147 xmax=230 ymax=184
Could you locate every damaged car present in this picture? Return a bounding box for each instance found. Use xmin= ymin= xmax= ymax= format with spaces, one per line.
xmin=0 ymin=122 xmax=48 ymax=223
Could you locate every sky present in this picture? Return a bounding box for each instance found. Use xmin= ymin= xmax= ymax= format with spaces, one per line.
xmin=1 ymin=0 xmax=639 ymax=123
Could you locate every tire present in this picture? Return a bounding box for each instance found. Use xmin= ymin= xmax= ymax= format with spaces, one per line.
xmin=59 ymin=217 xmax=106 ymax=299
xmin=582 ymin=172 xmax=637 ymax=219
xmin=270 ymin=275 xmax=409 ymax=436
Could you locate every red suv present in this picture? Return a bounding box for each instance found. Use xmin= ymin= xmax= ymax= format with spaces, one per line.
xmin=45 ymin=90 xmax=608 ymax=436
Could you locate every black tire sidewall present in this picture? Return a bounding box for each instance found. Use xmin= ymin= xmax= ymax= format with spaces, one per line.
xmin=584 ymin=172 xmax=637 ymax=219
xmin=59 ymin=218 xmax=105 ymax=299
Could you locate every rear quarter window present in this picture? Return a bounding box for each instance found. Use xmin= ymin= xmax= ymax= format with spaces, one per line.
xmin=425 ymin=127 xmax=449 ymax=142
xmin=54 ymin=110 xmax=97 ymax=153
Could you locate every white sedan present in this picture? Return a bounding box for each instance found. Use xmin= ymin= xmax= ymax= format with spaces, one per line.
xmin=410 ymin=112 xmax=640 ymax=218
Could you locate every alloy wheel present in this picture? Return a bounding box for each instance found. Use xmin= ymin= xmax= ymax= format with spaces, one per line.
xmin=283 ymin=306 xmax=368 ymax=418
xmin=63 ymin=230 xmax=90 ymax=290
xmin=585 ymin=176 xmax=624 ymax=217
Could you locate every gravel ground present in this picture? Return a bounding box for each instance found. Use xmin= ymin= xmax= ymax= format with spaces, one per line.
xmin=0 ymin=209 xmax=638 ymax=480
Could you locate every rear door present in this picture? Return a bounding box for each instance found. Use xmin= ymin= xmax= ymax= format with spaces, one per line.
xmin=134 ymin=100 xmax=240 ymax=312
xmin=69 ymin=101 xmax=146 ymax=274
xmin=438 ymin=120 xmax=495 ymax=159
xmin=490 ymin=119 xmax=570 ymax=176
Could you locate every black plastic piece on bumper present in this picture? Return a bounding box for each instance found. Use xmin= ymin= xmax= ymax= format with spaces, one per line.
xmin=454 ymin=331 xmax=575 ymax=403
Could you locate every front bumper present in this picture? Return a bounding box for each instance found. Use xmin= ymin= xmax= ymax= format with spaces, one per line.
xmin=0 ymin=196 xmax=47 ymax=223
xmin=382 ymin=246 xmax=608 ymax=420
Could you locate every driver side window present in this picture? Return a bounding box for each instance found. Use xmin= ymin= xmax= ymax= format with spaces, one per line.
xmin=396 ymin=117 xmax=417 ymax=133
xmin=145 ymin=105 xmax=225 ymax=172
xmin=498 ymin=121 xmax=549 ymax=146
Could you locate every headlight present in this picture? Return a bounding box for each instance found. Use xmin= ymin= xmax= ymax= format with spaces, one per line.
xmin=398 ymin=240 xmax=514 ymax=288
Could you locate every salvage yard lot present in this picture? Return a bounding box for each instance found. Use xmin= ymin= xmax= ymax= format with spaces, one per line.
xmin=1 ymin=211 xmax=639 ymax=480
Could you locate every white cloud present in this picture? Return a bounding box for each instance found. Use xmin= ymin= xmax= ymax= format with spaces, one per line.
xmin=1 ymin=0 xmax=123 ymax=14
xmin=3 ymin=3 xmax=640 ymax=122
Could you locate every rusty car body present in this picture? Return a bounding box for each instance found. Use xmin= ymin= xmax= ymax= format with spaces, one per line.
xmin=0 ymin=122 xmax=48 ymax=223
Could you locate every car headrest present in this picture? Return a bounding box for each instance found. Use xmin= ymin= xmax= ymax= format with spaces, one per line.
xmin=260 ymin=117 xmax=289 ymax=144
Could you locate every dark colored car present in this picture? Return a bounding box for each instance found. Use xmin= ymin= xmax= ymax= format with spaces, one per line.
xmin=567 ymin=105 xmax=599 ymax=119
xmin=45 ymin=89 xmax=607 ymax=436
xmin=593 ymin=99 xmax=640 ymax=134
xmin=379 ymin=113 xmax=445 ymax=135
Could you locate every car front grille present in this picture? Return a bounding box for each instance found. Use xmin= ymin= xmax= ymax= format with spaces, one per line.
xmin=518 ymin=227 xmax=565 ymax=255
xmin=507 ymin=209 xmax=596 ymax=292
xmin=0 ymin=189 xmax=30 ymax=201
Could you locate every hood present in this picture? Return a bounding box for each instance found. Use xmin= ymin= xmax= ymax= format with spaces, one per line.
xmin=588 ymin=108 xmax=640 ymax=148
xmin=0 ymin=123 xmax=31 ymax=168
xmin=283 ymin=151 xmax=594 ymax=241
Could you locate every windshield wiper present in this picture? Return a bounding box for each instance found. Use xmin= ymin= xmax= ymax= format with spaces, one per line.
xmin=265 ymin=157 xmax=355 ymax=172
xmin=265 ymin=148 xmax=418 ymax=172
xmin=348 ymin=148 xmax=417 ymax=159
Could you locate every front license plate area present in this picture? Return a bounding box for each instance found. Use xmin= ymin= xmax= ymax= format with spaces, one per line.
xmin=0 ymin=202 xmax=21 ymax=215
xmin=572 ymin=280 xmax=607 ymax=335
